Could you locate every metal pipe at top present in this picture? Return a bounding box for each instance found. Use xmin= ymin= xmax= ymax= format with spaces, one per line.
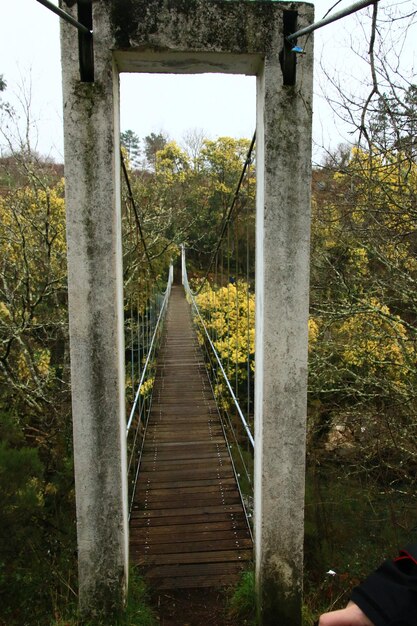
xmin=35 ymin=0 xmax=92 ymax=35
xmin=287 ymin=0 xmax=380 ymax=41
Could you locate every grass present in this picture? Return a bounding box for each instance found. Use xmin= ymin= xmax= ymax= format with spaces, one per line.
xmin=51 ymin=569 xmax=157 ymax=626
xmin=228 ymin=569 xmax=257 ymax=625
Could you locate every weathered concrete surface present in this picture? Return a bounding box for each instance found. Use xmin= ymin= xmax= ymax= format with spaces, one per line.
xmin=60 ymin=0 xmax=313 ymax=623
xmin=255 ymin=35 xmax=314 ymax=624
xmin=111 ymin=0 xmax=312 ymax=76
xmin=60 ymin=1 xmax=128 ymax=619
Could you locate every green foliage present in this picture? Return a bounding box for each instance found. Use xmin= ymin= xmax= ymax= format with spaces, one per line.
xmin=0 ymin=411 xmax=76 ymax=626
xmin=130 ymin=134 xmax=255 ymax=264
xmin=228 ymin=570 xmax=257 ymax=625
xmin=0 ymin=153 xmax=76 ymax=626
xmin=308 ymin=139 xmax=417 ymax=478
xmin=144 ymin=132 xmax=168 ymax=170
xmin=0 ymin=413 xmax=43 ymax=551
xmin=121 ymin=134 xmax=255 ymax=296
xmin=193 ymin=280 xmax=255 ymax=500
xmin=121 ymin=130 xmax=141 ymax=169
xmin=3 ymin=84 xmax=417 ymax=622
xmin=303 ymin=464 xmax=416 ymax=620
xmin=0 ymin=176 xmax=68 ymax=413
xmin=52 ymin=569 xmax=157 ymax=626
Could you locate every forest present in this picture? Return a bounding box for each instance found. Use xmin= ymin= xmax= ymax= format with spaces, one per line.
xmin=1 ymin=34 xmax=417 ymax=625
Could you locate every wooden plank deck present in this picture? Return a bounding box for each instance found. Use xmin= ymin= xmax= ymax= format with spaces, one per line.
xmin=130 ymin=285 xmax=253 ymax=589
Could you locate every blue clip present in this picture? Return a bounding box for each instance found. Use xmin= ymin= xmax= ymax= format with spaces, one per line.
xmin=291 ymin=45 xmax=304 ymax=54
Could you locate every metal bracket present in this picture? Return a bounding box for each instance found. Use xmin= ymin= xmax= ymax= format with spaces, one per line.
xmin=77 ymin=1 xmax=94 ymax=82
xmin=280 ymin=10 xmax=298 ymax=87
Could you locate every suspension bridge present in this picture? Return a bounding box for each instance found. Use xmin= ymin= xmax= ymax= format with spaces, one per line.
xmin=128 ymin=281 xmax=253 ymax=590
xmin=60 ymin=1 xmax=315 ymax=623
xmin=121 ymin=123 xmax=258 ymax=588
xmin=26 ymin=0 xmax=382 ymax=620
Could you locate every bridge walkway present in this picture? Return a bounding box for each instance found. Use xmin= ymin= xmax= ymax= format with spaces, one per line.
xmin=130 ymin=285 xmax=253 ymax=589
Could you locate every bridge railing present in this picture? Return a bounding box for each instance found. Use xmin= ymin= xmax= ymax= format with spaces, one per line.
xmin=182 ymin=248 xmax=254 ymax=529
xmin=125 ymin=264 xmax=173 ymax=515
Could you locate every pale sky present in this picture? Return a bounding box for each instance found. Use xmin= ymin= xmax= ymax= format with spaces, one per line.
xmin=1 ymin=0 xmax=416 ymax=164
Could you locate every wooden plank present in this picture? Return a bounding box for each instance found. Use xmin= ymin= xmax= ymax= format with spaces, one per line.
xmin=135 ymin=495 xmax=241 ymax=511
xmin=132 ymin=504 xmax=242 ymax=517
xmin=130 ymin=511 xmax=247 ymax=528
xmin=145 ymin=437 xmax=228 ymax=446
xmin=136 ymin=481 xmax=236 ymax=494
xmin=133 ymin=515 xmax=249 ymax=529
xmin=145 ymin=424 xmax=221 ymax=432
xmin=150 ymin=405 xmax=217 ymax=414
xmin=145 ymin=561 xmax=247 ymax=580
xmin=141 ymin=454 xmax=232 ymax=472
xmin=150 ymin=573 xmax=244 ymax=590
xmin=144 ymin=431 xmax=224 ymax=442
xmin=134 ymin=477 xmax=237 ymax=490
xmin=130 ymin=538 xmax=253 ymax=554
xmin=140 ymin=450 xmax=225 ymax=462
xmin=138 ymin=467 xmax=234 ymax=482
xmin=130 ymin=519 xmax=250 ymax=535
xmin=134 ymin=549 xmax=253 ymax=567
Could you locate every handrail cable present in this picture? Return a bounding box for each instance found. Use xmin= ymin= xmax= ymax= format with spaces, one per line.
xmin=35 ymin=0 xmax=92 ymax=35
xmin=126 ymin=265 xmax=173 ymax=515
xmin=194 ymin=131 xmax=256 ymax=296
xmin=126 ymin=269 xmax=172 ymax=435
xmin=183 ymin=263 xmax=254 ymax=449
xmin=120 ymin=151 xmax=155 ymax=279
xmin=203 ymin=343 xmax=254 ymax=537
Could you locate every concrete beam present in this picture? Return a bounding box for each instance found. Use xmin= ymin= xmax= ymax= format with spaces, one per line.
xmin=114 ymin=50 xmax=262 ymax=75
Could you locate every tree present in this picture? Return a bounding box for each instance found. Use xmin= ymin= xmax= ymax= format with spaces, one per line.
xmin=120 ymin=129 xmax=141 ymax=168
xmin=0 ymin=179 xmax=68 ymax=413
xmin=182 ymin=127 xmax=206 ymax=171
xmin=308 ymin=141 xmax=417 ymax=478
xmin=0 ymin=100 xmax=76 ymax=621
xmin=0 ymin=74 xmax=11 ymax=118
xmin=144 ymin=131 xmax=168 ymax=170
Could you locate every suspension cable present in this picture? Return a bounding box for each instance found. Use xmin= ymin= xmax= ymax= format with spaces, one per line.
xmin=194 ymin=131 xmax=256 ymax=295
xmin=287 ymin=0 xmax=380 ymax=41
xmin=35 ymin=0 xmax=92 ymax=35
xmin=126 ymin=267 xmax=173 ymax=434
xmin=184 ymin=270 xmax=255 ymax=449
xmin=120 ymin=150 xmax=155 ymax=279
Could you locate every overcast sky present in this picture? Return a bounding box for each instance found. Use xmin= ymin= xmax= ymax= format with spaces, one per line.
xmin=1 ymin=0 xmax=416 ymax=164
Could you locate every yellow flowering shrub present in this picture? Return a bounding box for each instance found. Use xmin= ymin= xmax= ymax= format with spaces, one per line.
xmin=335 ymin=298 xmax=414 ymax=388
xmin=195 ymin=282 xmax=255 ymax=369
xmin=308 ymin=317 xmax=319 ymax=350
xmin=0 ymin=179 xmax=67 ymax=405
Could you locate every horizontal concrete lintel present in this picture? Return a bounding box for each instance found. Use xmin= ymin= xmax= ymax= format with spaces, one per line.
xmin=109 ymin=0 xmax=314 ymax=61
xmin=114 ymin=50 xmax=263 ymax=75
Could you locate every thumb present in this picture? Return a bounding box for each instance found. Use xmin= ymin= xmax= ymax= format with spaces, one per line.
xmin=319 ymin=603 xmax=374 ymax=626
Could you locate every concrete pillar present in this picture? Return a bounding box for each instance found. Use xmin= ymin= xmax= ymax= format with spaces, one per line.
xmin=254 ymin=30 xmax=314 ymax=626
xmin=60 ymin=2 xmax=128 ymax=619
